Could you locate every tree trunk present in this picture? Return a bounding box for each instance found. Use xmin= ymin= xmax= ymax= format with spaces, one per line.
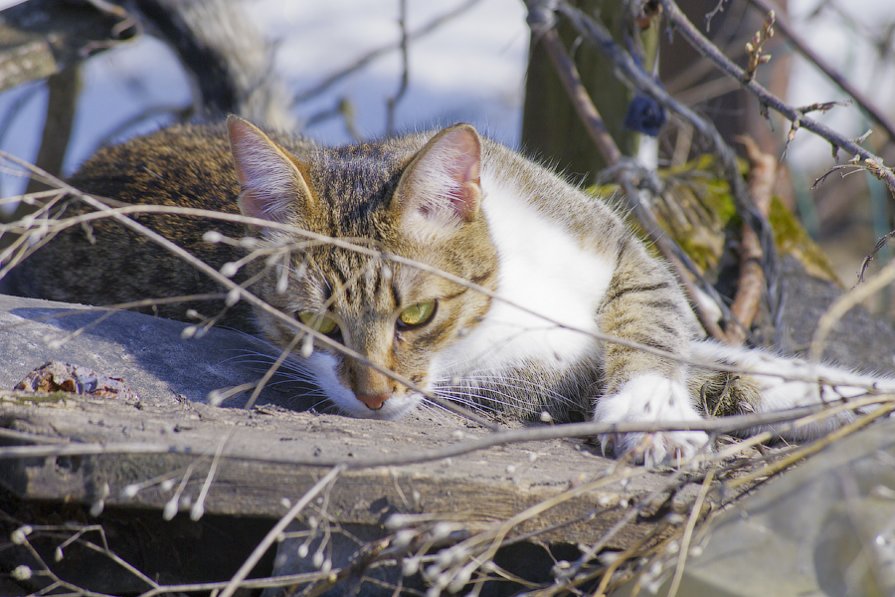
xmin=521 ymin=1 xmax=658 ymax=182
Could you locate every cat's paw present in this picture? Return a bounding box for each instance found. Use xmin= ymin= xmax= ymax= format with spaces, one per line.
xmin=594 ymin=373 xmax=710 ymax=466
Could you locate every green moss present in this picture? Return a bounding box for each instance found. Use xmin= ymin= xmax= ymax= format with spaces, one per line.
xmin=768 ymin=196 xmax=839 ymax=282
xmin=587 ymin=154 xmax=838 ymax=283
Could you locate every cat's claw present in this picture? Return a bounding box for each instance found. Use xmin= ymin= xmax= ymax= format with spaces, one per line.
xmin=599 ymin=429 xmax=708 ymax=467
xmin=594 ymin=373 xmax=710 ymax=466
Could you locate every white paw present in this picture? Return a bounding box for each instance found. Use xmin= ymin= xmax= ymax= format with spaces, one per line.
xmin=594 ymin=373 xmax=710 ymax=466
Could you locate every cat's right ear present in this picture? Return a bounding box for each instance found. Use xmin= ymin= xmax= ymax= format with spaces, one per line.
xmin=227 ymin=115 xmax=313 ymax=224
xmin=393 ymin=124 xmax=483 ymax=242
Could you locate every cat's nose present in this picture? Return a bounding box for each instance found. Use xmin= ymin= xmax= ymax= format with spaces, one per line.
xmin=357 ymin=393 xmax=389 ymax=410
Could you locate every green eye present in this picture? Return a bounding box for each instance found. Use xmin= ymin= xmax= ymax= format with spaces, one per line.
xmin=298 ymin=311 xmax=339 ymax=335
xmin=398 ymin=300 xmax=437 ymax=329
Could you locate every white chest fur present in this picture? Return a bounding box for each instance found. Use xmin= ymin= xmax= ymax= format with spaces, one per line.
xmin=432 ymin=174 xmax=613 ymax=377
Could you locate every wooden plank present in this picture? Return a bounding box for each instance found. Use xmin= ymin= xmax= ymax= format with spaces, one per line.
xmin=0 ymin=392 xmax=695 ymax=548
xmin=0 ymin=294 xmax=708 ymax=592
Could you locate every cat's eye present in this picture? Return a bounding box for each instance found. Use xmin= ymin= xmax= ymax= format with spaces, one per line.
xmin=298 ymin=311 xmax=339 ymax=335
xmin=397 ymin=300 xmax=437 ymax=329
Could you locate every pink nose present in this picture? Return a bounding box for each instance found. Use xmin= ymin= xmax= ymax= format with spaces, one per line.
xmin=357 ymin=393 xmax=389 ymax=410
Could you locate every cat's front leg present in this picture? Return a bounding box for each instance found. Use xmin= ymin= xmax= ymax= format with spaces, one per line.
xmin=595 ymin=238 xmax=709 ymax=465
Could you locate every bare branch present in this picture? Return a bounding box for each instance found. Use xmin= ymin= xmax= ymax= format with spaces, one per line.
xmin=724 ymin=136 xmax=776 ymax=345
xmin=536 ymin=29 xmax=621 ymax=166
xmin=536 ymin=25 xmax=728 ymax=341
xmin=745 ymin=0 xmax=895 ymax=146
xmin=705 ymin=0 xmax=731 ymax=31
xmin=859 ymin=230 xmax=895 ymax=282
xmin=293 ymin=0 xmax=482 ymax=105
xmin=667 ymin=467 xmax=715 ymax=597
xmin=810 ymin=256 xmax=895 ymax=364
xmin=544 ymin=2 xmax=782 ymax=340
xmin=657 ymin=0 xmax=895 ymax=198
xmin=385 ymin=0 xmax=410 ymax=136
xmin=743 ymin=9 xmax=775 ymax=84
xmin=219 ymin=465 xmax=344 ymax=597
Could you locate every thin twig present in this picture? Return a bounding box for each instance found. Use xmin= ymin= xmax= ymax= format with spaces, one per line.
xmin=413 ymin=463 xmax=669 ymax=590
xmin=137 ymin=571 xmax=329 ymax=596
xmin=14 ymin=530 xmax=127 ymax=597
xmin=538 ymin=29 xmax=622 ymax=165
xmin=243 ymin=329 xmax=303 ymax=410
xmin=566 ymin=467 xmax=698 ymax=582
xmin=724 ymin=136 xmax=775 ymax=345
xmin=724 ymin=402 xmax=895 ymax=490
xmin=810 ymin=256 xmax=895 ymax=364
xmin=292 ymin=0 xmax=481 ymax=105
xmin=189 ymin=428 xmax=234 ymax=521
xmin=859 ymin=230 xmax=895 ymax=282
xmin=744 ymin=0 xmax=895 ymax=146
xmin=535 ymin=25 xmax=728 ymax=341
xmin=667 ymin=467 xmax=715 ymax=597
xmin=705 ymin=0 xmax=730 ymax=30
xmin=15 ymin=523 xmax=332 ymax=596
xmin=219 ymin=465 xmax=344 ymax=597
xmin=555 ymin=1 xmax=781 ymax=341
xmin=658 ymin=0 xmax=895 ymax=197
xmin=385 ymin=0 xmax=410 ymax=136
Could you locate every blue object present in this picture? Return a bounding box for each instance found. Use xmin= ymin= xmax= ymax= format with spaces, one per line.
xmin=624 ymin=94 xmax=666 ymax=136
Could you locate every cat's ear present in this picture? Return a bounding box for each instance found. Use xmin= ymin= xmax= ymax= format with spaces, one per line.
xmin=227 ymin=115 xmax=313 ymax=224
xmin=393 ymin=124 xmax=483 ymax=240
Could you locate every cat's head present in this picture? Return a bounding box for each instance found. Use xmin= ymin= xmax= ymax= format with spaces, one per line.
xmin=226 ymin=116 xmax=498 ymax=418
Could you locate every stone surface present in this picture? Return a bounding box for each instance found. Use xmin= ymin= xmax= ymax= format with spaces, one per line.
xmin=763 ymin=256 xmax=895 ymax=372
xmin=627 ymin=418 xmax=895 ymax=596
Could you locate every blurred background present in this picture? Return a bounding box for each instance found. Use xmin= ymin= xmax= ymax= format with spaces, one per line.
xmin=1 ymin=0 xmax=893 ymax=312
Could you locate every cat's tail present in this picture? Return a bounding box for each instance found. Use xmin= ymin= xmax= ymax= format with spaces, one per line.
xmin=688 ymin=340 xmax=895 ymax=439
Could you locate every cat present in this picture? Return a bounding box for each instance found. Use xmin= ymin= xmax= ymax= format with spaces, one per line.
xmin=8 ymin=116 xmax=890 ymax=465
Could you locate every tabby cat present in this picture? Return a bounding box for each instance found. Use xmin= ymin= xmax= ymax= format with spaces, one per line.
xmin=9 ymin=117 xmax=888 ymax=465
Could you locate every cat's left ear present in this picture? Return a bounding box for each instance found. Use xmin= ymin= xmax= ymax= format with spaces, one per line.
xmin=393 ymin=124 xmax=483 ymax=240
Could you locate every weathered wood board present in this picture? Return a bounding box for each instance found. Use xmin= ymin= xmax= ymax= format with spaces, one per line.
xmin=1 ymin=391 xmax=694 ymax=545
xmin=0 ymin=293 xmax=701 ymax=593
